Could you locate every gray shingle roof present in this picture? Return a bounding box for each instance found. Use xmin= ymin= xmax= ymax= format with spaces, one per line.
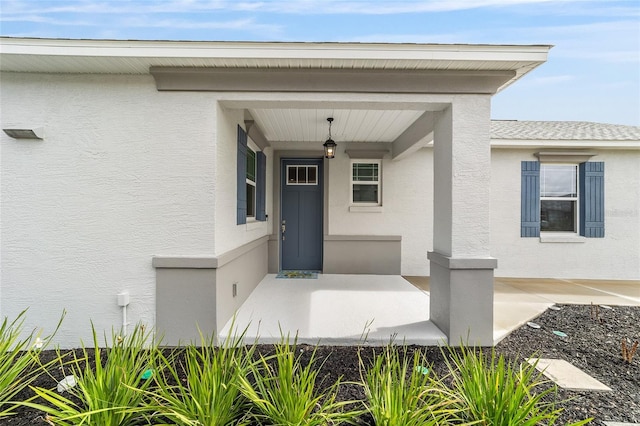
xmin=491 ymin=120 xmax=640 ymax=141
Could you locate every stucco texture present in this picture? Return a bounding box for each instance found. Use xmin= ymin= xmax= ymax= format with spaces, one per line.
xmin=327 ymin=148 xmax=432 ymax=276
xmin=490 ymin=149 xmax=640 ymax=279
xmin=1 ymin=73 xmax=219 ymax=344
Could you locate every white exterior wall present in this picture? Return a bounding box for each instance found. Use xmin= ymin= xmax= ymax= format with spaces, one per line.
xmin=490 ymin=149 xmax=640 ymax=279
xmin=213 ymin=105 xmax=272 ymax=256
xmin=327 ymin=148 xmax=433 ymax=276
xmin=0 ymin=73 xmax=219 ymax=345
xmin=212 ymin=105 xmax=272 ymax=331
xmin=1 ymin=71 xmax=637 ymax=348
xmin=327 ymin=145 xmax=639 ymax=279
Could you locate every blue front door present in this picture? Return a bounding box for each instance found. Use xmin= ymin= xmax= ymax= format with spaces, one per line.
xmin=281 ymin=159 xmax=323 ymax=271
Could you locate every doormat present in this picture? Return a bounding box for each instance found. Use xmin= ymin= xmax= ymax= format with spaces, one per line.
xmin=276 ymin=270 xmax=318 ymax=279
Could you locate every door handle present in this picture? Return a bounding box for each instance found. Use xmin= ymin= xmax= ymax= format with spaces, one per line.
xmin=281 ymin=220 xmax=286 ymax=240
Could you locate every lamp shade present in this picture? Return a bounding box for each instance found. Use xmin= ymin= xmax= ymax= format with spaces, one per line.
xmin=323 ymin=138 xmax=337 ymax=158
xmin=323 ymin=117 xmax=336 ymax=158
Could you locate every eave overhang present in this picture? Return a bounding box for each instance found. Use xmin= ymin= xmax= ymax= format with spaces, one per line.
xmin=0 ymin=37 xmax=551 ymax=93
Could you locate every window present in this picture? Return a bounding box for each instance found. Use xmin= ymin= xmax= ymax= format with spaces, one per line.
xmin=237 ymin=125 xmax=266 ymax=225
xmin=521 ymin=161 xmax=604 ymax=238
xmin=286 ymin=165 xmax=318 ymax=185
xmin=246 ymin=148 xmax=256 ymax=218
xmin=540 ymin=164 xmax=578 ymax=232
xmin=351 ymin=160 xmax=381 ymax=205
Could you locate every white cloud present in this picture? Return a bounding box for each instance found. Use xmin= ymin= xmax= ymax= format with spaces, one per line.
xmin=344 ymin=32 xmax=470 ymax=44
xmin=513 ymin=20 xmax=640 ymax=63
xmin=349 ymin=19 xmax=640 ymax=64
xmin=0 ymin=1 xmax=285 ymax=38
xmin=120 ymin=16 xmax=281 ymax=33
xmin=0 ymin=14 xmax=94 ymax=26
xmin=0 ymin=0 xmax=602 ymax=16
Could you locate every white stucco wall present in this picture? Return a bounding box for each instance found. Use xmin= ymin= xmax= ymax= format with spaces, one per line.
xmin=211 ymin=105 xmax=273 ymax=329
xmin=327 ymin=148 xmax=433 ymax=276
xmin=490 ymin=149 xmax=640 ymax=279
xmin=327 ymin=145 xmax=640 ymax=279
xmin=213 ymin=105 xmax=272 ymax=256
xmin=1 ymin=72 xmax=220 ymax=346
xmin=2 ymin=71 xmax=637 ymax=349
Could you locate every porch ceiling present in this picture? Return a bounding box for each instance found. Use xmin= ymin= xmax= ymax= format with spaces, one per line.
xmin=249 ymin=108 xmax=424 ymax=143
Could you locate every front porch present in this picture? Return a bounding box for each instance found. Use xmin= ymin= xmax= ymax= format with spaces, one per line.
xmin=219 ymin=274 xmax=446 ymax=346
xmin=219 ymin=274 xmax=640 ymax=346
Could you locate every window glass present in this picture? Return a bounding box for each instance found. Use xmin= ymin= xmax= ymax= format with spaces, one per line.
xmin=246 ymin=149 xmax=256 ymax=183
xmin=246 ymin=183 xmax=255 ymax=217
xmin=286 ymin=165 xmax=318 ymax=185
xmin=288 ymin=166 xmax=297 ymax=184
xmin=541 ymin=165 xmax=577 ymax=197
xmin=351 ymin=161 xmax=381 ymax=205
xmin=297 ymin=166 xmax=307 ymax=184
xmin=540 ymin=164 xmax=578 ymax=232
xmin=353 ymin=184 xmax=379 ymax=203
xmin=353 ymin=163 xmax=379 ymax=181
xmin=246 ymin=148 xmax=256 ymax=217
xmin=541 ymin=200 xmax=575 ymax=231
xmin=308 ymin=167 xmax=317 ymax=184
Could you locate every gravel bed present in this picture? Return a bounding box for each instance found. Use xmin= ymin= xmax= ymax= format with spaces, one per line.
xmin=5 ymin=304 xmax=639 ymax=425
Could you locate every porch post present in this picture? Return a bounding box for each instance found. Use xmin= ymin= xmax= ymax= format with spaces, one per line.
xmin=428 ymin=96 xmax=496 ymax=346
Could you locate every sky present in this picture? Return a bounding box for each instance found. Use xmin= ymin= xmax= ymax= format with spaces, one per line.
xmin=1 ymin=0 xmax=639 ymax=126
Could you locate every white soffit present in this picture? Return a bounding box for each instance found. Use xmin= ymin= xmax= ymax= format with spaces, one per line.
xmin=0 ymin=38 xmax=551 ymax=92
xmin=250 ymin=109 xmax=424 ymax=143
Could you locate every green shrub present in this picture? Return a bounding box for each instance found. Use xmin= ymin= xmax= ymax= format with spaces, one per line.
xmin=23 ymin=323 xmax=157 ymax=425
xmin=444 ymin=344 xmax=592 ymax=425
xmin=143 ymin=330 xmax=255 ymax=426
xmin=361 ymin=345 xmax=460 ymax=426
xmin=238 ymin=336 xmax=359 ymax=425
xmin=0 ymin=309 xmax=63 ymax=418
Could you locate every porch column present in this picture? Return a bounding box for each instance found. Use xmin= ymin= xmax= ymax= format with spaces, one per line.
xmin=428 ymin=96 xmax=497 ymax=346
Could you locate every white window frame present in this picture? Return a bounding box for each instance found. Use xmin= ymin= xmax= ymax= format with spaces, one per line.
xmin=540 ymin=163 xmax=579 ymax=235
xmin=285 ymin=165 xmax=319 ymax=186
xmin=246 ymin=143 xmax=258 ymax=219
xmin=350 ymin=160 xmax=381 ymax=206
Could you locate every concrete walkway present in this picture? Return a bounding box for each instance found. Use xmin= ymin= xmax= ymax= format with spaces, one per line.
xmin=406 ymin=276 xmax=639 ymax=343
xmin=220 ymin=275 xmax=639 ymax=346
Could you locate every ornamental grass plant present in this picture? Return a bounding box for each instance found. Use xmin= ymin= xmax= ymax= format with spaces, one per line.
xmin=443 ymin=344 xmax=592 ymax=426
xmin=360 ymin=345 xmax=462 ymax=426
xmin=0 ymin=309 xmax=63 ymax=418
xmin=7 ymin=317 xmax=598 ymax=425
xmin=238 ymin=335 xmax=360 ymax=425
xmin=22 ymin=323 xmax=157 ymax=425
xmin=142 ymin=329 xmax=255 ymax=426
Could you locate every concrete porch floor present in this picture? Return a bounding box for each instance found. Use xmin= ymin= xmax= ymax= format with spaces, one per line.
xmin=220 ymin=275 xmax=640 ymax=346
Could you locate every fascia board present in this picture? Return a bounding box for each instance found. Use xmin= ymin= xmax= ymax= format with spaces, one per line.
xmin=490 ymin=139 xmax=640 ymax=149
xmin=0 ymin=37 xmax=550 ymax=70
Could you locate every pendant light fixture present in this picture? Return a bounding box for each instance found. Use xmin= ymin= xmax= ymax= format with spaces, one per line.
xmin=323 ymin=117 xmax=337 ymax=159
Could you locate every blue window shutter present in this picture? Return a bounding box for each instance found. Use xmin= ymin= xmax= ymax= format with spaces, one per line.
xmin=237 ymin=125 xmax=247 ymax=225
xmin=521 ymin=161 xmax=540 ymax=237
xmin=580 ymin=162 xmax=604 ymax=238
xmin=256 ymin=151 xmax=266 ymax=221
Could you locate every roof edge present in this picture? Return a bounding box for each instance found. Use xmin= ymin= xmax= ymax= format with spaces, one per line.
xmin=0 ymin=36 xmax=552 ymax=60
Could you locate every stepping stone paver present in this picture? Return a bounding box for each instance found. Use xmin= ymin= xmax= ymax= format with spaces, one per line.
xmin=527 ymin=358 xmax=612 ymax=391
